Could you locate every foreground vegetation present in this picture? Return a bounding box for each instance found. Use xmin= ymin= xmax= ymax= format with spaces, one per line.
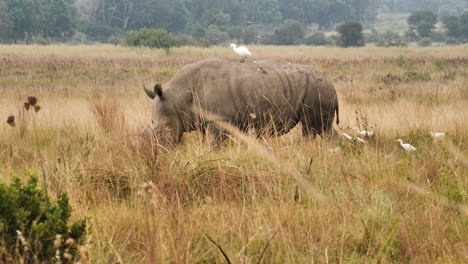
xmin=0 ymin=45 xmax=467 ymax=263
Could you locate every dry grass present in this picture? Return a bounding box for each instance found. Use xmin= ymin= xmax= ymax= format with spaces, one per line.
xmin=0 ymin=44 xmax=467 ymax=263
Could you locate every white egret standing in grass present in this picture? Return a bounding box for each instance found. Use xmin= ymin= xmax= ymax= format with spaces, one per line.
xmin=395 ymin=139 xmax=417 ymax=152
xmin=342 ymin=133 xmax=367 ymax=143
xmin=429 ymin=132 xmax=445 ymax=139
xmin=229 ymin=43 xmax=252 ymax=63
xmin=354 ymin=127 xmax=374 ymax=137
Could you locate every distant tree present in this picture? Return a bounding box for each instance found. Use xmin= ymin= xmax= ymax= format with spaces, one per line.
xmin=256 ymin=0 xmax=283 ymax=26
xmin=407 ymin=10 xmax=438 ymax=38
xmin=315 ymin=0 xmax=349 ymax=30
xmin=125 ymin=28 xmax=176 ymax=53
xmin=227 ymin=26 xmax=243 ymax=40
xmin=442 ymin=16 xmax=460 ymax=37
xmin=5 ymin=0 xmax=45 ymax=43
xmin=304 ymin=32 xmax=329 ymax=46
xmin=461 ymin=12 xmax=468 ymax=39
xmin=200 ymin=8 xmax=231 ymax=27
xmin=77 ymin=19 xmax=122 ymax=40
xmin=130 ymin=0 xmax=191 ymax=33
xmin=0 ymin=0 xmax=12 ymax=40
xmin=205 ymin=25 xmax=229 ymax=44
xmin=272 ymin=19 xmax=304 ymax=45
xmin=336 ymin=21 xmax=365 ymax=47
xmin=44 ymin=0 xmax=77 ymax=38
xmin=230 ymin=5 xmax=248 ymax=26
xmin=242 ymin=26 xmax=258 ymax=44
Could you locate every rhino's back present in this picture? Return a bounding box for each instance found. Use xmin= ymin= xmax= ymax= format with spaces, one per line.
xmin=169 ymin=59 xmax=335 ymax=132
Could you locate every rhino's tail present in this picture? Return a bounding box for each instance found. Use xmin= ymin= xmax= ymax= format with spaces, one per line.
xmin=335 ymin=103 xmax=340 ymax=125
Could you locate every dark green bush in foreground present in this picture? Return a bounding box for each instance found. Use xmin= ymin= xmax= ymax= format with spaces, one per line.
xmin=0 ymin=173 xmax=86 ymax=263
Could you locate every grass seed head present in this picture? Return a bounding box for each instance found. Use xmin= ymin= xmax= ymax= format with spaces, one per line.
xmin=27 ymin=95 xmax=38 ymax=106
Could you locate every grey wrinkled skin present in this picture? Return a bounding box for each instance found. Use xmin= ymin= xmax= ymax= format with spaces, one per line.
xmin=145 ymin=59 xmax=339 ymax=145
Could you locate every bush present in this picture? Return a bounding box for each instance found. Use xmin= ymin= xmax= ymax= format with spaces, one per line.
xmin=205 ymin=25 xmax=230 ymax=45
xmin=0 ymin=173 xmax=87 ymax=262
xmin=304 ymin=32 xmax=329 ymax=46
xmin=77 ymin=20 xmax=122 ymax=40
xmin=108 ymin=36 xmax=122 ymax=46
xmin=418 ymin=37 xmax=432 ymax=47
xmin=272 ymin=19 xmax=304 ymax=45
xmin=445 ymin=37 xmax=458 ymax=44
xmin=242 ymin=26 xmax=258 ymax=44
xmin=125 ymin=28 xmax=177 ymax=53
xmin=174 ymin=34 xmax=202 ymax=46
xmin=33 ymin=36 xmax=49 ymax=45
xmin=336 ymin=21 xmax=365 ymax=47
xmin=70 ymin=32 xmax=87 ymax=44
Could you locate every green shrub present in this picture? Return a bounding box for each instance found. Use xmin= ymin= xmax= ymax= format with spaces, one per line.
xmin=304 ymin=32 xmax=329 ymax=46
xmin=174 ymin=34 xmax=202 ymax=46
xmin=417 ymin=37 xmax=432 ymax=47
xmin=70 ymin=32 xmax=88 ymax=44
xmin=0 ymin=173 xmax=86 ymax=263
xmin=108 ymin=36 xmax=122 ymax=46
xmin=445 ymin=37 xmax=458 ymax=44
xmin=33 ymin=36 xmax=49 ymax=45
xmin=336 ymin=21 xmax=365 ymax=47
xmin=242 ymin=26 xmax=258 ymax=44
xmin=76 ymin=20 xmax=122 ymax=40
xmin=125 ymin=28 xmax=177 ymax=53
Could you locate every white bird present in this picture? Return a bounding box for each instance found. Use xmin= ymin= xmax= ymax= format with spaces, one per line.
xmin=342 ymin=133 xmax=367 ymax=143
xmin=429 ymin=132 xmax=445 ymax=139
xmin=229 ymin=43 xmax=252 ymax=63
xmin=395 ymin=139 xmax=417 ymax=152
xmin=354 ymin=127 xmax=374 ymax=137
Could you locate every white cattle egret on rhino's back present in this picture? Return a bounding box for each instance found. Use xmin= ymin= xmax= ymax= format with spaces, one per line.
xmin=429 ymin=132 xmax=445 ymax=139
xmin=229 ymin=43 xmax=252 ymax=63
xmin=354 ymin=127 xmax=374 ymax=137
xmin=396 ymin=139 xmax=417 ymax=152
xmin=342 ymin=133 xmax=367 ymax=143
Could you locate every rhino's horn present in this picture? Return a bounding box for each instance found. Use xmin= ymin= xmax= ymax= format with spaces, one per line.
xmin=144 ymin=85 xmax=156 ymax=99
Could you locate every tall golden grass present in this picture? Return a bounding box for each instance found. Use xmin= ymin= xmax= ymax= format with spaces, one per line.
xmin=0 ymin=45 xmax=467 ymax=263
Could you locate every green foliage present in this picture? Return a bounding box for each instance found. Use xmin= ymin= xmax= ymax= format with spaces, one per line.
xmin=417 ymin=37 xmax=432 ymax=47
xmin=433 ymin=59 xmax=445 ymax=71
xmin=304 ymin=32 xmax=329 ymax=46
xmin=70 ymin=32 xmax=87 ymax=44
xmin=200 ymin=8 xmax=231 ymax=27
xmin=33 ymin=36 xmax=49 ymax=45
xmin=271 ymin=19 xmax=304 ymax=45
xmin=438 ymin=167 xmax=465 ymax=202
xmin=241 ymin=26 xmax=258 ymax=44
xmin=0 ymin=172 xmax=86 ymax=262
xmin=407 ymin=10 xmax=438 ymax=38
xmin=205 ymin=25 xmax=230 ymax=45
xmin=256 ymin=0 xmax=283 ymax=26
xmin=76 ymin=20 xmax=122 ymax=40
xmin=336 ymin=21 xmax=365 ymax=47
xmin=442 ymin=12 xmax=468 ymax=41
xmin=396 ymin=56 xmax=406 ymax=68
xmin=365 ymin=29 xmax=406 ymax=47
xmin=0 ymin=0 xmax=12 ymax=40
xmin=174 ymin=34 xmax=203 ymax=47
xmin=125 ymin=28 xmax=177 ymax=53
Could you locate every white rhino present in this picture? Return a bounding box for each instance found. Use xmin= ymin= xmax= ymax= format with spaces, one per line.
xmin=144 ymin=59 xmax=339 ymax=144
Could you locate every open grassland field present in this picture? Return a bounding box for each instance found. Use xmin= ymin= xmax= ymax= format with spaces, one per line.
xmin=0 ymin=45 xmax=467 ymax=263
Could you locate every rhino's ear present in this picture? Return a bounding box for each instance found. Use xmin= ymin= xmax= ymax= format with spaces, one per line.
xmin=144 ymin=85 xmax=155 ymax=99
xmin=154 ymin=84 xmax=164 ymax=100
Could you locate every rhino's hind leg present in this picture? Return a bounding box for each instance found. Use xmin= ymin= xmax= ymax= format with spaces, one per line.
xmin=300 ymin=107 xmax=337 ymax=140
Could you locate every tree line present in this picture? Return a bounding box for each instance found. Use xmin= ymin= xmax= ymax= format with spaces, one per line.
xmin=0 ymin=0 xmax=467 ymax=44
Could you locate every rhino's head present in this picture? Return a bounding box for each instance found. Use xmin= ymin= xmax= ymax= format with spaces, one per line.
xmin=144 ymin=84 xmax=184 ymax=145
